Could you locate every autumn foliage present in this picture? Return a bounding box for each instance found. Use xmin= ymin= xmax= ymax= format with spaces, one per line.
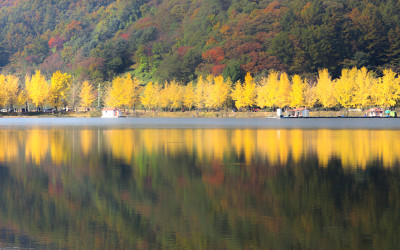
xmin=0 ymin=0 xmax=400 ymax=85
xmin=1 ymin=67 xmax=400 ymax=112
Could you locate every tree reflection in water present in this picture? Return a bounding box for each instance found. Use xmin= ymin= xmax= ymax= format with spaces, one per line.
xmin=0 ymin=128 xmax=397 ymax=249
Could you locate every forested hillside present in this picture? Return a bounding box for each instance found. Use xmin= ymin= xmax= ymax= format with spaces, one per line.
xmin=0 ymin=0 xmax=399 ymax=83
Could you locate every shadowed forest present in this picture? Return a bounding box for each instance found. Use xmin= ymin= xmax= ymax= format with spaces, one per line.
xmin=0 ymin=0 xmax=399 ymax=83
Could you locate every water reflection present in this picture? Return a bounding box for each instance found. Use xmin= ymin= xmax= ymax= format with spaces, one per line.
xmin=0 ymin=129 xmax=399 ymax=168
xmin=0 ymin=128 xmax=398 ymax=249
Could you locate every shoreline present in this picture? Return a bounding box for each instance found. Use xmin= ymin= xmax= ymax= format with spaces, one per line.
xmin=0 ymin=110 xmax=380 ymax=118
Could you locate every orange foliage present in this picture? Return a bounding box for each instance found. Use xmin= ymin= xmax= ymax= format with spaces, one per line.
xmin=48 ymin=36 xmax=65 ymax=50
xmin=202 ymin=47 xmax=224 ymax=64
xmin=265 ymin=1 xmax=281 ymax=13
xmin=219 ymin=25 xmax=230 ymax=35
xmin=211 ymin=64 xmax=226 ymax=75
xmin=66 ymin=20 xmax=82 ymax=32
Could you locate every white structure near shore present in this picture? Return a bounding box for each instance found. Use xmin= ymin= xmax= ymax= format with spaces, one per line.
xmin=276 ymin=108 xmax=283 ymax=117
xmin=285 ymin=108 xmax=309 ymax=117
xmin=364 ymin=108 xmax=383 ymax=117
xmin=101 ymin=108 xmax=122 ymax=118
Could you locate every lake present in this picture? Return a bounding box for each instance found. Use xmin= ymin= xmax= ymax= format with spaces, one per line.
xmin=0 ymin=118 xmax=399 ymax=249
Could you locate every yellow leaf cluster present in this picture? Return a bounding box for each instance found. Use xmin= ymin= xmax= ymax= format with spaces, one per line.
xmin=376 ymin=69 xmax=400 ymax=108
xmin=316 ymin=69 xmax=337 ymax=108
xmin=204 ymin=75 xmax=231 ymax=109
xmin=195 ymin=76 xmax=207 ymax=109
xmin=159 ymin=80 xmax=184 ymax=110
xmin=105 ymin=73 xmax=141 ymax=108
xmin=353 ymin=67 xmax=375 ymax=108
xmin=0 ymin=74 xmax=19 ymax=108
xmin=335 ymin=68 xmax=357 ymax=108
xmin=183 ymin=83 xmax=195 ymax=110
xmin=232 ymin=72 xmax=256 ymax=109
xmin=79 ymin=81 xmax=96 ymax=108
xmin=49 ymin=71 xmax=72 ymax=109
xmin=256 ymin=71 xmax=279 ymax=108
xmin=141 ymin=82 xmax=161 ymax=110
xmin=0 ymin=66 xmax=398 ymax=112
xmin=26 ymin=71 xmax=49 ymax=108
xmin=290 ymin=74 xmax=307 ymax=108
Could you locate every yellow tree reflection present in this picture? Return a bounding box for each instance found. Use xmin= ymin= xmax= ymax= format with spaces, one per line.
xmin=0 ymin=128 xmax=398 ymax=170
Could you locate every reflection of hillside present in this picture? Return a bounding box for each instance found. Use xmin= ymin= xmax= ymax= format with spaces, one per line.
xmin=0 ymin=128 xmax=398 ymax=248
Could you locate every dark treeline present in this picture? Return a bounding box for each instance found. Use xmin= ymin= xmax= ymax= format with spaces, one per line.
xmin=0 ymin=0 xmax=399 ymax=83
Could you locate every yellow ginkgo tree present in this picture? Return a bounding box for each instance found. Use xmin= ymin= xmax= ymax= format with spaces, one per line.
xmin=304 ymin=83 xmax=318 ymax=108
xmin=183 ymin=82 xmax=195 ymax=110
xmin=276 ymin=72 xmax=291 ymax=108
xmin=169 ymin=80 xmax=184 ymax=110
xmin=335 ymin=67 xmax=357 ymax=111
xmin=16 ymin=88 xmax=27 ymax=111
xmin=290 ymin=74 xmax=307 ymax=108
xmin=105 ymin=73 xmax=141 ymax=109
xmin=49 ymin=71 xmax=72 ymax=110
xmin=256 ymin=71 xmax=280 ymax=109
xmin=158 ymin=80 xmax=184 ymax=111
xmin=376 ymin=69 xmax=400 ymax=109
xmin=79 ymin=81 xmax=96 ymax=111
xmin=316 ymin=69 xmax=337 ymax=109
xmin=231 ymin=72 xmax=256 ymax=110
xmin=141 ymin=82 xmax=160 ymax=111
xmin=209 ymin=75 xmax=231 ymax=110
xmin=0 ymin=75 xmax=20 ymax=109
xmin=25 ymin=71 xmax=49 ymax=111
xmin=231 ymin=80 xmax=245 ymax=110
xmin=195 ymin=76 xmax=207 ymax=110
xmin=353 ymin=67 xmax=375 ymax=108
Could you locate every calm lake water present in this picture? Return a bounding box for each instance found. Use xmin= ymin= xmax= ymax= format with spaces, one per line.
xmin=0 ymin=118 xmax=399 ymax=249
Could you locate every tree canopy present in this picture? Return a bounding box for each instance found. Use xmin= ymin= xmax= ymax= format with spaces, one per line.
xmin=0 ymin=0 xmax=399 ymax=83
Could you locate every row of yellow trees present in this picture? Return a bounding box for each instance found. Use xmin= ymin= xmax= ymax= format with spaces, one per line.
xmin=0 ymin=70 xmax=98 ymax=111
xmin=1 ymin=67 xmax=399 ymax=111
xmin=106 ymin=67 xmax=400 ymax=111
xmin=0 ymin=71 xmax=76 ymax=110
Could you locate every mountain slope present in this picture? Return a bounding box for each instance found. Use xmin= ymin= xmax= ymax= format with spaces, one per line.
xmin=0 ymin=0 xmax=399 ymax=83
